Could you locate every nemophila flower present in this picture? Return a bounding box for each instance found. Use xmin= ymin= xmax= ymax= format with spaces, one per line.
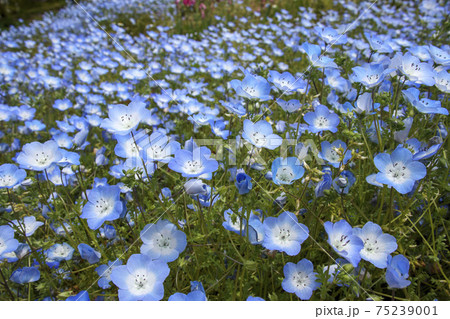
xmin=184 ymin=179 xmax=208 ymax=196
xmin=402 ymin=87 xmax=448 ymax=115
xmin=96 ymin=260 xmax=123 ymax=289
xmin=169 ymin=290 xmax=207 ymax=301
xmin=401 ymin=138 xmax=442 ymax=161
xmin=271 ymin=157 xmax=304 ymax=185
xmin=353 ymin=92 xmax=380 ymax=114
xmin=262 ymin=211 xmax=309 ymax=256
xmin=428 ymin=44 xmax=449 ymax=65
xmin=353 ymin=222 xmax=397 ymax=269
xmin=99 ymin=224 xmax=117 ymax=240
xmin=268 ymin=70 xmax=306 ymax=93
xmin=364 ymin=32 xmax=393 ymax=53
xmin=324 ymin=220 xmax=364 ymax=267
xmin=143 ymin=131 xmax=181 ymax=163
xmin=210 ymin=120 xmax=230 ymax=140
xmin=80 ymin=185 xmax=123 ymax=230
xmin=65 ymin=291 xmax=89 ymax=301
xmin=12 ymin=216 xmax=44 ymax=237
xmin=16 ymin=105 xmax=35 ymax=121
xmin=399 ymin=53 xmax=436 ymax=86
xmin=101 ymin=96 xmax=150 ymax=135
xmin=351 ymin=63 xmax=393 ymax=88
xmin=318 ymin=140 xmax=351 ymax=168
xmin=0 ymin=164 xmax=26 ymax=188
xmin=277 ymin=99 xmax=302 ymax=113
xmin=235 ymin=169 xmax=252 ymax=195
xmin=315 ymin=166 xmax=333 ymax=197
xmin=0 ymin=225 xmax=19 ymax=257
xmin=10 ymin=267 xmax=40 ymax=284
xmin=46 ymin=243 xmax=75 ymax=262
xmin=168 ymin=147 xmax=218 ymax=178
xmin=221 ymin=99 xmax=247 ymax=117
xmin=373 ymin=147 xmax=427 ymax=194
xmin=299 ymin=42 xmax=338 ymax=68
xmin=53 ymin=99 xmax=73 ymax=111
xmin=247 ymin=296 xmax=265 ymax=301
xmin=434 ymin=70 xmax=450 ymax=93
xmin=304 ymin=104 xmax=340 ymax=133
xmin=332 ymin=170 xmax=356 ymax=194
xmin=78 ymin=243 xmax=101 ymax=264
xmin=222 ymin=209 xmax=246 ymax=235
xmin=110 ymin=254 xmax=170 ymax=301
xmin=25 ymin=119 xmax=46 ymax=132
xmin=316 ymin=26 xmax=347 ymax=45
xmin=242 ymin=119 xmax=282 ymax=150
xmin=282 ymin=259 xmax=320 ymax=300
xmin=16 ymin=140 xmax=62 ymax=171
xmin=385 ymin=255 xmax=411 ymax=289
xmin=140 ymin=219 xmax=187 ymax=262
xmin=229 ymin=71 xmax=272 ymax=101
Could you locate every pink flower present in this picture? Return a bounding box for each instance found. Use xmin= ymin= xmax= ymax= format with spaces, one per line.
xmin=199 ymin=3 xmax=206 ymax=18
xmin=183 ymin=0 xmax=196 ymax=6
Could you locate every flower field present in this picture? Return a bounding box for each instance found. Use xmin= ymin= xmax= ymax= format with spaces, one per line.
xmin=0 ymin=0 xmax=449 ymax=301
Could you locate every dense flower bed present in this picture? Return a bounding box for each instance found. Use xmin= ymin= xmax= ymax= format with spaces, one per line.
xmin=0 ymin=0 xmax=448 ymax=301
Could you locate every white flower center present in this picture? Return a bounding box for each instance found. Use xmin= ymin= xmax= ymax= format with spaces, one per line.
xmin=95 ymin=198 xmax=112 ymax=215
xmin=334 ymin=234 xmax=350 ymax=251
xmin=184 ymin=160 xmax=203 ymax=174
xmin=386 ymin=162 xmax=410 ymax=181
xmin=276 ymin=167 xmax=295 ymax=183
xmin=251 ymin=132 xmax=267 ymax=146
xmin=314 ymin=116 xmax=329 ymax=128
xmin=292 ymin=271 xmax=311 ymax=288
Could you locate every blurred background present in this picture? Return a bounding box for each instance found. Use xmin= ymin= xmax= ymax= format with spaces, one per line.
xmin=0 ymin=0 xmax=68 ymax=28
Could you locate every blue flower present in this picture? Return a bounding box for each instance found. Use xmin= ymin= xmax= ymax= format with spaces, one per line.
xmin=385 ymin=255 xmax=411 ymax=289
xmin=324 ymin=220 xmax=363 ymax=267
xmin=222 ymin=209 xmax=246 ymax=235
xmin=210 ymin=120 xmax=230 ymax=140
xmin=229 ymin=70 xmax=272 ymax=101
xmin=235 ymin=169 xmax=252 ymax=195
xmin=80 ymin=185 xmax=123 ymax=230
xmin=78 ymin=243 xmax=101 ymax=264
xmin=315 ymin=167 xmax=333 ymax=197
xmin=318 ymin=140 xmax=351 ymax=168
xmin=168 ymin=147 xmax=218 ymax=178
xmin=16 ymin=140 xmax=62 ymax=171
xmin=299 ymin=42 xmax=338 ymax=68
xmin=0 ymin=164 xmax=26 ymax=188
xmin=169 ymin=291 xmax=207 ymax=301
xmin=53 ymin=99 xmax=73 ymax=111
xmin=184 ymin=179 xmax=208 ymax=196
xmin=66 ymin=290 xmax=89 ymax=301
xmin=374 ymin=147 xmax=427 ymax=194
xmin=140 ymin=219 xmax=187 ymax=262
xmin=399 ymin=53 xmax=436 ymax=86
xmin=96 ymin=260 xmax=123 ymax=289
xmin=110 ymin=254 xmax=170 ymax=301
xmin=276 ymin=99 xmax=302 ymax=113
xmin=365 ymin=32 xmax=393 ymax=53
xmin=12 ymin=216 xmax=44 ymax=237
xmin=10 ymin=267 xmax=40 ymax=284
xmin=428 ymin=44 xmax=450 ymax=65
xmin=46 ymin=243 xmax=75 ymax=262
xmin=353 ymin=222 xmax=397 ymax=268
xmin=282 ymin=259 xmax=320 ymax=300
xmin=351 ymin=63 xmax=392 ymax=88
xmin=242 ymin=119 xmax=282 ymax=150
xmin=0 ymin=225 xmax=19 ymax=257
xmin=143 ymin=131 xmax=181 ymax=163
xmin=304 ymin=105 xmax=340 ymax=133
xmin=332 ymin=170 xmax=356 ymax=194
xmin=271 ymin=157 xmax=304 ymax=185
xmin=402 ymin=87 xmax=448 ymax=115
xmin=268 ymin=70 xmax=306 ymax=93
xmin=246 ymin=296 xmax=265 ymax=301
xmin=100 ymin=96 xmax=150 ymax=135
xmin=262 ymin=211 xmax=309 ymax=256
